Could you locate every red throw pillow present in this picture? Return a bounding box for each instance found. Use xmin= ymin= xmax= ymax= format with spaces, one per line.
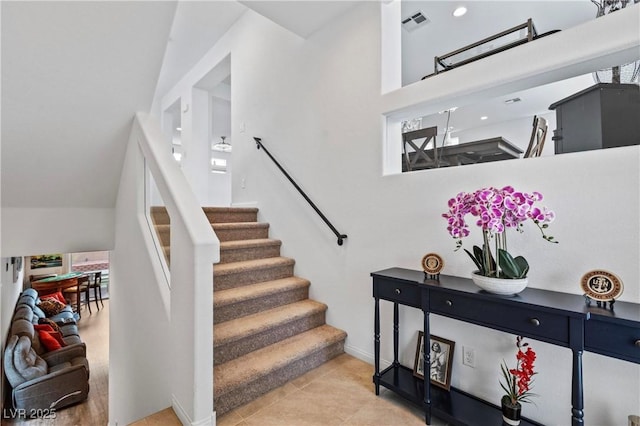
xmin=38 ymin=330 xmax=62 ymax=352
xmin=42 ymin=291 xmax=66 ymax=305
xmin=34 ymin=324 xmax=66 ymax=348
xmin=34 ymin=324 xmax=54 ymax=333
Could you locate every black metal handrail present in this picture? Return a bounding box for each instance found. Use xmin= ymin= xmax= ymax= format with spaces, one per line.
xmin=254 ymin=137 xmax=347 ymax=246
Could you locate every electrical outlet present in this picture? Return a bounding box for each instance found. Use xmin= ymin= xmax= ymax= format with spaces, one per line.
xmin=463 ymin=346 xmax=475 ymax=368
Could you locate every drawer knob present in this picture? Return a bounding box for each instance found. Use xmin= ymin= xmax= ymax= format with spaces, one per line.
xmin=529 ymin=318 xmax=540 ymax=326
xmin=395 ymin=288 xmax=401 ymax=295
xmin=445 ymin=300 xmax=453 ymax=307
xmin=635 ymin=340 xmax=640 ymax=347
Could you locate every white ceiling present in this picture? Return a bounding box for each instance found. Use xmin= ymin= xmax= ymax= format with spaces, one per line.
xmin=1 ymin=1 xmax=177 ymax=208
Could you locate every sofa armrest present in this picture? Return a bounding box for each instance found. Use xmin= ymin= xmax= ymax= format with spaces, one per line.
xmin=13 ymin=364 xmax=89 ymax=412
xmin=40 ymin=343 xmax=86 ymax=366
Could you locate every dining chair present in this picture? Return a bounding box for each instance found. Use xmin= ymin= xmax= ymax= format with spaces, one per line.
xmin=88 ymin=271 xmax=104 ymax=311
xmin=524 ymin=115 xmax=548 ymax=158
xmin=62 ymin=275 xmax=90 ymax=318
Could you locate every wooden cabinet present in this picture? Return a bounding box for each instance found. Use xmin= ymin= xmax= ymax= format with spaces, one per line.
xmin=371 ymin=268 xmax=640 ymax=426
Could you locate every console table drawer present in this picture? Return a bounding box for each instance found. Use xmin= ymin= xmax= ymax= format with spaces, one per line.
xmin=374 ymin=280 xmax=420 ymax=307
xmin=430 ymin=292 xmax=569 ymax=344
xmin=585 ymin=320 xmax=640 ymax=363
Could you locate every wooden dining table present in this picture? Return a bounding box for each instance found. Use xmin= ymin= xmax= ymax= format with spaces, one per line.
xmin=31 ymin=272 xmax=85 ymax=295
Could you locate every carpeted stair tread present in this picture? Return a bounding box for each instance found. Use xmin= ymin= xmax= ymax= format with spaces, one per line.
xmin=214 ymin=277 xmax=310 ymax=310
xmin=214 ymin=324 xmax=347 ymax=396
xmin=202 ymin=207 xmax=258 ymax=223
xmin=214 ymin=299 xmax=326 ymax=346
xmin=212 ymin=222 xmax=269 ymax=231
xmin=214 ymin=257 xmax=295 ymax=276
xmin=219 ymin=238 xmax=282 ymax=263
xmin=220 ymin=238 xmax=281 ymax=250
xmin=150 ymin=206 xmax=258 ymax=225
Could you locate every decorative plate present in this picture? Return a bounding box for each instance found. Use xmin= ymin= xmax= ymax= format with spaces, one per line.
xmin=422 ymin=253 xmax=444 ymax=275
xmin=580 ymin=270 xmax=624 ymax=302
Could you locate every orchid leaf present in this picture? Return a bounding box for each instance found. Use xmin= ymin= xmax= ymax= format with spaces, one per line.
xmin=464 ymin=248 xmax=484 ymax=274
xmin=498 ymin=249 xmax=528 ymax=279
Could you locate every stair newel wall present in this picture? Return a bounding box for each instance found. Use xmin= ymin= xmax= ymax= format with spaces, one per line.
xmin=129 ymin=113 xmax=219 ymax=425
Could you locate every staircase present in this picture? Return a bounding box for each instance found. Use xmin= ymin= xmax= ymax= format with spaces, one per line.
xmin=150 ymin=206 xmax=347 ymax=415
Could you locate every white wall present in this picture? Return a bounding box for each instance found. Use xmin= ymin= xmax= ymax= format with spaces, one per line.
xmin=157 ymin=3 xmax=640 ymax=424
xmin=0 ymin=257 xmax=25 ymax=415
xmin=110 ymin=134 xmax=172 ymax=425
xmin=209 ymin=96 xmax=232 ymax=206
xmin=1 ymin=208 xmax=115 ymax=256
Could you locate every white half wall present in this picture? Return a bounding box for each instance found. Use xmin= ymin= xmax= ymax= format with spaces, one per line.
xmin=110 ymin=131 xmax=171 ymax=425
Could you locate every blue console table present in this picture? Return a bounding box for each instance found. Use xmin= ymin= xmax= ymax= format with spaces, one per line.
xmin=371 ymin=268 xmax=640 ymax=426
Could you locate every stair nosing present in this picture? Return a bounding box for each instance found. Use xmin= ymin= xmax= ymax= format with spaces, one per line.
xmin=214 ymin=300 xmax=327 ymax=345
xmin=214 ymin=325 xmax=347 ymax=394
xmin=214 ymin=277 xmax=310 ymax=308
xmin=214 ymin=257 xmax=294 ymax=275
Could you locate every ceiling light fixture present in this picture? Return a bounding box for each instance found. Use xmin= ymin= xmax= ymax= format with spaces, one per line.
xmin=212 ymin=136 xmax=232 ymax=152
xmin=480 ymin=116 xmax=488 ymax=120
xmin=453 ymin=6 xmax=467 ymax=17
xmin=176 ymin=127 xmax=182 ymax=131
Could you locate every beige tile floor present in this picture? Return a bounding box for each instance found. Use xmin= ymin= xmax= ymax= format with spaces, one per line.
xmin=133 ymin=353 xmax=448 ymax=426
xmin=216 ymin=353 xmax=447 ymax=426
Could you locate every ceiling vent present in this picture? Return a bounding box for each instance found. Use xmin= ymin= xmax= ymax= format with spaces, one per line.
xmin=402 ymin=11 xmax=430 ymax=32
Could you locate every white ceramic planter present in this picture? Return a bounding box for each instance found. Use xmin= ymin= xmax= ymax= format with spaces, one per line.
xmin=471 ymin=271 xmax=528 ymax=295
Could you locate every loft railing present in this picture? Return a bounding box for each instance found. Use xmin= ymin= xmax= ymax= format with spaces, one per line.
xmin=254 ymin=137 xmax=347 ymax=246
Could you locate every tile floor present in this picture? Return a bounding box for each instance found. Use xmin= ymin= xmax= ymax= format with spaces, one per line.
xmin=133 ymin=353 xmax=448 ymax=426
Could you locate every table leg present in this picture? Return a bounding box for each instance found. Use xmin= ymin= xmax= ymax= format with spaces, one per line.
xmin=571 ymin=348 xmax=584 ymax=426
xmin=374 ymin=297 xmax=380 ymax=395
xmin=393 ymin=303 xmax=399 ymax=367
xmin=424 ymin=311 xmax=431 ymax=425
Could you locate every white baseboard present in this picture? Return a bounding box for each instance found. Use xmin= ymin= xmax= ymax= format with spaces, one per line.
xmin=172 ymin=395 xmax=214 ymax=426
xmin=344 ymin=344 xmax=392 ymax=370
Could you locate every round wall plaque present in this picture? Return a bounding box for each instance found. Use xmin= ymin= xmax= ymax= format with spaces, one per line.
xmin=422 ymin=253 xmax=444 ymax=275
xmin=580 ymin=270 xmax=623 ymax=302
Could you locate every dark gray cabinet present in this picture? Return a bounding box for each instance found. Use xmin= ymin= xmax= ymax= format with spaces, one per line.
xmin=549 ymin=83 xmax=640 ymax=154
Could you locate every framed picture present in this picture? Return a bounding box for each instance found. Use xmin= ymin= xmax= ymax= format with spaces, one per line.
xmin=413 ymin=332 xmax=455 ymax=391
xmin=30 ymin=254 xmax=63 ymax=270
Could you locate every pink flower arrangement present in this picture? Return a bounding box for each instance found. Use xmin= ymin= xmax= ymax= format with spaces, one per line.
xmin=442 ymin=186 xmax=557 ymax=278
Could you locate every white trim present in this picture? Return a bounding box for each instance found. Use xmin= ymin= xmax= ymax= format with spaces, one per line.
xmin=172 ymin=395 xmax=215 ymax=426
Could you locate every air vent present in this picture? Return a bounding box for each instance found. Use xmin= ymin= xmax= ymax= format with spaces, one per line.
xmin=504 ymin=97 xmax=522 ymax=104
xmin=402 ymin=11 xmax=430 ymax=32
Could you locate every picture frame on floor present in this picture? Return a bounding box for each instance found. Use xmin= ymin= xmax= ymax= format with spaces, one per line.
xmin=413 ymin=331 xmax=455 ymax=391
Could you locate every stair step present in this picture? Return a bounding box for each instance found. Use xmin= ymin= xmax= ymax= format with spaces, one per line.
xmin=214 ymin=300 xmax=327 ymax=365
xmin=203 ymin=207 xmax=258 ymax=224
xmin=162 ymin=238 xmax=282 ymax=265
xmin=214 ymin=324 xmax=347 ymax=415
xmin=154 ymin=224 xmax=170 ymax=247
xmin=219 ymin=238 xmax=282 ymax=263
xmin=214 ymin=257 xmax=295 ymax=290
xmin=213 ymin=222 xmax=270 ymax=242
xmin=214 ymin=277 xmax=310 ymax=323
xmin=153 ymin=222 xmax=270 ymax=248
xmin=150 ymin=206 xmax=258 ymax=225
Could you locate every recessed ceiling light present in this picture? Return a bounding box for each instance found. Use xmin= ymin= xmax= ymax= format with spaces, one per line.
xmin=480 ymin=116 xmax=488 ymax=120
xmin=453 ymin=6 xmax=467 ymax=17
xmin=176 ymin=127 xmax=182 ymax=131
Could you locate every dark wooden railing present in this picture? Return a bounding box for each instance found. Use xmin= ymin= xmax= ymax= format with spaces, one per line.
xmin=254 ymin=137 xmax=347 ymax=246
